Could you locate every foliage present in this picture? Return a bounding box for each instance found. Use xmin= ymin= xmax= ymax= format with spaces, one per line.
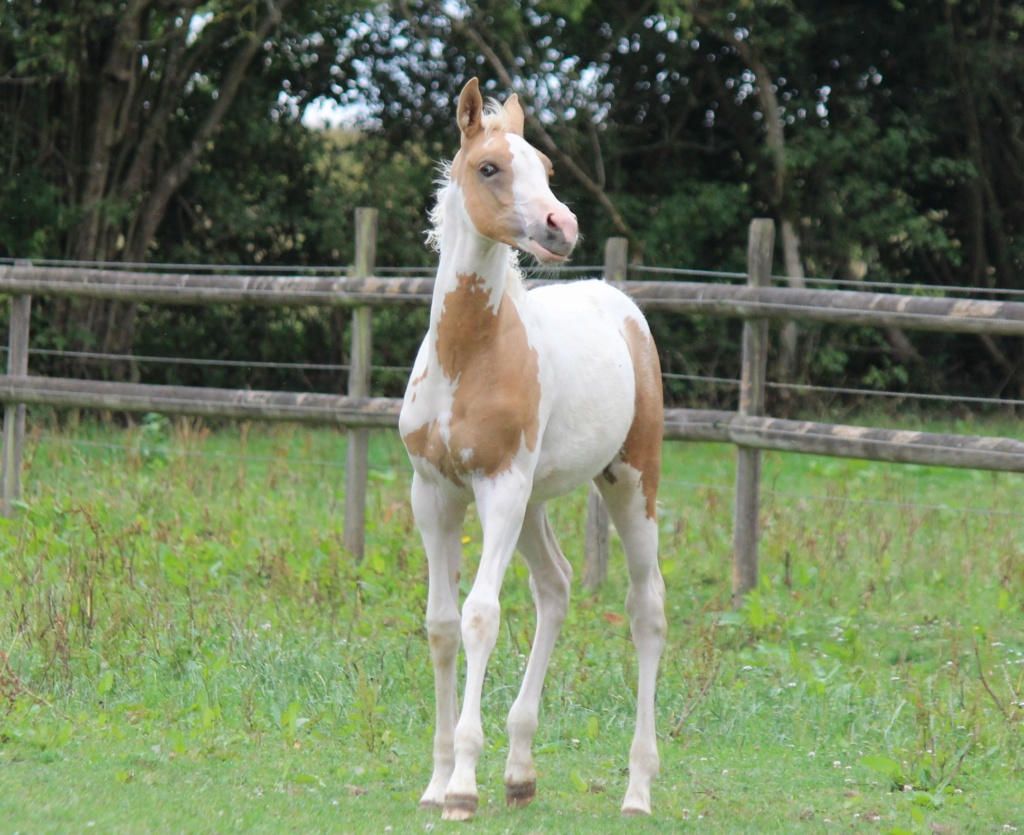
xmin=0 ymin=0 xmax=369 ymax=262
xmin=2 ymin=0 xmax=1024 ymax=401
xmin=1 ymin=421 xmax=1023 ymax=831
xmin=330 ymin=0 xmax=1024 ymax=399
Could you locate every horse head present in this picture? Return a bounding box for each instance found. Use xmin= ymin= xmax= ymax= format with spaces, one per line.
xmin=449 ymin=78 xmax=579 ymax=265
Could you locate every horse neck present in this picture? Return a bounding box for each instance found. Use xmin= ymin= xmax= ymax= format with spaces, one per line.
xmin=429 ymin=212 xmax=522 ymax=335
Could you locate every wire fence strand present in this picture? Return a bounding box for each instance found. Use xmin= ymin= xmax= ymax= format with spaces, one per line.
xmin=7 ymin=347 xmax=1024 ymax=409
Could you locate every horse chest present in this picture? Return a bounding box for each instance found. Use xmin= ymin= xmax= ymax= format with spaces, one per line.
xmin=401 ymin=349 xmax=545 ymax=487
xmin=401 ymin=275 xmax=547 ymax=486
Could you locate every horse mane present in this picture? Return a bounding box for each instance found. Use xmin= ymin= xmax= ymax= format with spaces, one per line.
xmin=426 ymin=97 xmax=526 ymax=299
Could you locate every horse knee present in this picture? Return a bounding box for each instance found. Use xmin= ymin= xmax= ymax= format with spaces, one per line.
xmin=461 ymin=593 xmax=501 ymax=652
xmin=426 ymin=614 xmax=461 ymax=664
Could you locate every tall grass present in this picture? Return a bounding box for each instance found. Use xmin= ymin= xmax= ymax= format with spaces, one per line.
xmin=1 ymin=417 xmax=1022 ymax=832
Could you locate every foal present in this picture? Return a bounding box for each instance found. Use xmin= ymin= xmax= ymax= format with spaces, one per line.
xmin=399 ymin=77 xmax=667 ymax=820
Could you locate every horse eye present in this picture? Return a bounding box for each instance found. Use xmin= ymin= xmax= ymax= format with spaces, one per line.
xmin=479 ymin=163 xmax=499 ymax=178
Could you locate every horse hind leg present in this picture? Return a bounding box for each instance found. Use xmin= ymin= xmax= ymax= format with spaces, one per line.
xmin=503 ymin=503 xmax=573 ymax=808
xmin=595 ymin=460 xmax=667 ymax=817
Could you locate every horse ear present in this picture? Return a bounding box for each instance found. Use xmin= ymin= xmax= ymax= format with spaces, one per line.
xmin=458 ymin=78 xmax=483 ymax=143
xmin=504 ymin=93 xmax=525 ymax=136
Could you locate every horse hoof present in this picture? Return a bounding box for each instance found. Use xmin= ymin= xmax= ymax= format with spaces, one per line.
xmin=621 ymin=804 xmax=651 ymax=817
xmin=505 ymin=780 xmax=536 ymax=808
xmin=419 ymin=798 xmax=444 ymax=811
xmin=442 ymin=794 xmax=478 ymax=821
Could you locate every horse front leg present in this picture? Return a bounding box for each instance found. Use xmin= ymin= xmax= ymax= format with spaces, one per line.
xmin=411 ymin=474 xmax=468 ymax=811
xmin=442 ymin=469 xmax=530 ymax=821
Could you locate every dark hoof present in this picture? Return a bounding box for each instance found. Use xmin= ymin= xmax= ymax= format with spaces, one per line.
xmin=505 ymin=780 xmax=537 ymax=808
xmin=442 ymin=794 xmax=478 ymax=821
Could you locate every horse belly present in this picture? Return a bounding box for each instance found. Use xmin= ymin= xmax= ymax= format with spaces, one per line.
xmin=528 ymin=381 xmax=630 ymax=499
xmin=526 ymin=287 xmax=639 ymax=501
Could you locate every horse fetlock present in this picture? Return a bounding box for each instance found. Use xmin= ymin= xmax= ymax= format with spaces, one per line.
xmin=506 ymin=702 xmax=539 ymax=740
xmin=503 ymin=741 xmax=537 ymax=801
xmin=622 ymin=750 xmax=658 ymax=815
xmin=420 ymin=767 xmax=453 ymax=811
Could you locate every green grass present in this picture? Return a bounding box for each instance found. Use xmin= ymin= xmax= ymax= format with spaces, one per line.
xmin=1 ymin=415 xmax=1023 ymax=833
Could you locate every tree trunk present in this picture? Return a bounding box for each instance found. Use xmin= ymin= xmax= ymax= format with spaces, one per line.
xmin=68 ymin=0 xmax=150 ymax=262
xmin=731 ymin=35 xmax=803 ymax=385
xmin=125 ymin=1 xmax=289 ymax=262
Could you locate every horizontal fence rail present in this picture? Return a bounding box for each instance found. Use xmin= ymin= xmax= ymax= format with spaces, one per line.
xmin=626 ymin=282 xmax=1024 ymax=335
xmin=0 ymin=264 xmax=436 ymax=307
xmin=5 ymin=378 xmax=1023 ymax=474
xmin=7 ymin=262 xmax=1024 ymax=335
xmin=662 ymin=409 xmax=1024 ymax=473
xmin=0 ymin=376 xmax=402 ymax=427
xmin=3 ymin=214 xmax=1023 ymax=601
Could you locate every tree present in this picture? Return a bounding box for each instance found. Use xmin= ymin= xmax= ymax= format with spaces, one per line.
xmin=1 ymin=0 xmax=373 ymax=263
xmin=4 ymin=0 xmax=1022 ymax=402
xmin=1 ymin=0 xmax=367 ymax=377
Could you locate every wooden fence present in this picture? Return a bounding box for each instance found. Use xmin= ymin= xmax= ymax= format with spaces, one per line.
xmin=4 ymin=212 xmax=1024 ymax=607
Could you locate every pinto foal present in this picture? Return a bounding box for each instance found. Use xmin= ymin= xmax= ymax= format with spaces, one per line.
xmin=399 ymin=78 xmax=667 ymax=820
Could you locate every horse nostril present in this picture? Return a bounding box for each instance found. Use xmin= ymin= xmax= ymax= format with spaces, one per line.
xmin=539 ymin=208 xmax=578 ymax=251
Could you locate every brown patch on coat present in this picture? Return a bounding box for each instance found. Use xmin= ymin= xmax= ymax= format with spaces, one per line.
xmin=402 ymin=421 xmax=467 ymax=487
xmin=403 ymin=271 xmax=541 ymax=482
xmin=410 ymin=365 xmax=428 ymax=387
xmin=407 ymin=364 xmax=429 ymax=403
xmin=619 ymin=317 xmax=663 ymax=519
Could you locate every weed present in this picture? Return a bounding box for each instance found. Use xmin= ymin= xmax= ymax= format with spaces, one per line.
xmin=134 ymin=412 xmax=171 ymax=467
xmin=1 ymin=423 xmax=1023 ymax=831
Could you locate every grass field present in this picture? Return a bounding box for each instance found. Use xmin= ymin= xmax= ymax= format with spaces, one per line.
xmin=1 ymin=415 xmax=1022 ymax=833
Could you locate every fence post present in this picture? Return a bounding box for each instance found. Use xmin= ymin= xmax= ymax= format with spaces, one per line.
xmin=603 ymin=236 xmax=628 ymax=286
xmin=343 ymin=208 xmax=378 ymax=560
xmin=732 ymin=219 xmax=775 ymax=609
xmin=2 ymin=272 xmax=31 ymax=517
xmin=582 ymin=238 xmax=628 ymax=589
xmin=582 ymin=485 xmax=610 ymax=590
